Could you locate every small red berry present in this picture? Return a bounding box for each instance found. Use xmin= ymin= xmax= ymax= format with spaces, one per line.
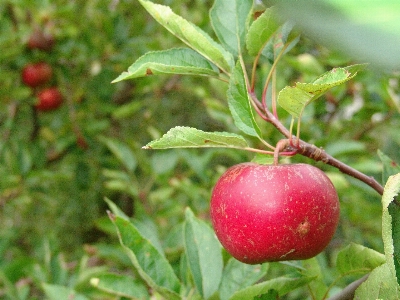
xmin=35 ymin=87 xmax=63 ymax=111
xmin=22 ymin=62 xmax=53 ymax=88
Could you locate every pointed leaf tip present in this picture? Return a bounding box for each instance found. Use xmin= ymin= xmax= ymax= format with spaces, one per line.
xmin=113 ymin=48 xmax=220 ymax=83
xmin=107 ymin=210 xmax=116 ymax=222
xmin=246 ymin=7 xmax=280 ymax=56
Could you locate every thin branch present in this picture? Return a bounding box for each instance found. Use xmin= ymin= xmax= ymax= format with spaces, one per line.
xmin=326 ymin=274 xmax=369 ymax=300
xmin=275 ymin=137 xmax=384 ymax=196
xmin=240 ymin=56 xmax=275 ymax=151
xmin=246 ymin=54 xmax=385 ymax=196
xmin=271 ymin=68 xmax=278 ymax=118
xmin=249 ymin=91 xmax=266 ymax=115
xmin=264 ymin=105 xmax=384 ymax=196
xmin=261 ymin=42 xmax=289 ymax=113
xmin=250 ymin=49 xmax=263 ymax=92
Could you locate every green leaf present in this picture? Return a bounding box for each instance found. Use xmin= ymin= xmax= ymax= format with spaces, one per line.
xmin=277 ymin=86 xmax=311 ymax=119
xmin=99 ymin=136 xmax=137 ymax=172
xmin=246 ymin=7 xmax=280 ymax=56
xmin=142 ymin=126 xmax=249 ymax=150
xmin=138 ymin=0 xmax=233 ymax=73
xmin=105 ymin=198 xmax=165 ymax=257
xmin=112 ymin=100 xmax=143 ymax=119
xmin=272 ymin=0 xmax=400 ymax=70
xmin=210 ymin=0 xmax=252 ymax=57
xmin=378 ymin=150 xmax=400 ymax=185
xmin=229 ymin=276 xmax=314 ymax=300
xmin=325 ymin=140 xmax=366 ymax=157
xmin=90 ymin=273 xmax=149 ymax=298
xmin=184 ymin=208 xmax=223 ymax=299
xmin=151 ymin=151 xmax=180 ymax=174
xmin=219 ymin=258 xmax=269 ymax=300
xmin=109 ymin=214 xmax=181 ymax=299
xmin=42 ymin=284 xmax=89 ymax=300
xmin=131 ymin=218 xmax=165 ymax=257
xmin=300 ymin=258 xmax=328 ymax=300
xmin=382 ymin=173 xmax=400 ymax=286
xmin=354 ymin=263 xmax=400 ymax=299
xmin=227 ymin=61 xmax=262 ymax=137
xmin=255 ymin=289 xmax=279 ymax=300
xmin=112 ymin=48 xmax=220 ymax=83
xmin=179 ymin=252 xmax=191 ymax=287
xmin=278 ymin=64 xmax=365 ymax=118
xmin=251 ymin=153 xmax=274 ymax=165
xmin=261 ymin=22 xmax=299 ymax=64
xmin=343 ymin=63 xmax=368 ymax=74
xmin=336 ymin=243 xmax=386 ymax=275
xmin=17 ymin=146 xmax=32 ymax=176
xmin=104 ymin=197 xmax=130 ymax=220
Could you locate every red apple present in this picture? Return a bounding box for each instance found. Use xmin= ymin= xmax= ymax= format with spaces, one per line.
xmin=35 ymin=87 xmax=63 ymax=111
xmin=210 ymin=163 xmax=340 ymax=264
xmin=22 ymin=62 xmax=53 ymax=88
xmin=27 ymin=28 xmax=54 ymax=51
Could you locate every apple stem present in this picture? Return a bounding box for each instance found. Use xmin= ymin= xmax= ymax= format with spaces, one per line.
xmin=273 ymin=139 xmax=289 ymax=165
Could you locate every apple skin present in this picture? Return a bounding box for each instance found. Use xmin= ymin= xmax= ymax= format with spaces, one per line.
xmin=22 ymin=62 xmax=53 ymax=88
xmin=210 ymin=163 xmax=340 ymax=264
xmin=35 ymin=88 xmax=63 ymax=111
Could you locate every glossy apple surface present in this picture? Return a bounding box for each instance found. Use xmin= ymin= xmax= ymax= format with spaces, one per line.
xmin=35 ymin=88 xmax=63 ymax=111
xmin=22 ymin=62 xmax=52 ymax=88
xmin=210 ymin=163 xmax=340 ymax=264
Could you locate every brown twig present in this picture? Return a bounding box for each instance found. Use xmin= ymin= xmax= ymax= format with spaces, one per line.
xmin=296 ymin=140 xmax=384 ymax=195
xmin=31 ymin=105 xmax=40 ymax=141
xmin=326 ymin=274 xmax=369 ymax=300
xmin=249 ymin=93 xmax=385 ymax=196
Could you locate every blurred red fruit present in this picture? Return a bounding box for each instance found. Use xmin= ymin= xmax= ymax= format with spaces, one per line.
xmin=22 ymin=62 xmax=53 ymax=88
xmin=35 ymin=87 xmax=63 ymax=111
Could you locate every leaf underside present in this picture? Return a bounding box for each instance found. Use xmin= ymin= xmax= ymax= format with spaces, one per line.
xmin=112 ymin=48 xmax=219 ymax=83
xmin=138 ymin=0 xmax=233 ymax=73
xmin=143 ymin=126 xmax=249 ymax=150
